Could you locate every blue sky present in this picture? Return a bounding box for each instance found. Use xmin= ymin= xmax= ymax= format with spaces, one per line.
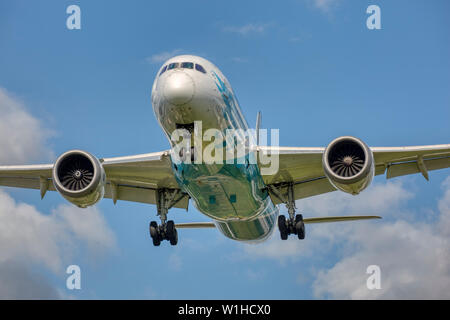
xmin=0 ymin=0 xmax=449 ymax=299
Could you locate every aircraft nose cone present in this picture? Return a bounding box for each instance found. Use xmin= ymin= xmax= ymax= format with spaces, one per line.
xmin=163 ymin=72 xmax=195 ymax=105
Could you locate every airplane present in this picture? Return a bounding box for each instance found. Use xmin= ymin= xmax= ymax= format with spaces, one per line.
xmin=0 ymin=55 xmax=449 ymax=246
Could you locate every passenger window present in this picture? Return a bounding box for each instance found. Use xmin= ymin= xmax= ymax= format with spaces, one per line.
xmin=159 ymin=65 xmax=167 ymax=76
xmin=168 ymin=63 xmax=179 ymax=70
xmin=181 ymin=62 xmax=194 ymax=69
xmin=195 ymin=64 xmax=206 ymax=74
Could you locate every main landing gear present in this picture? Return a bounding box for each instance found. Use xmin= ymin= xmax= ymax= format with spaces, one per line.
xmin=269 ymin=183 xmax=305 ymax=240
xmin=149 ymin=189 xmax=185 ymax=246
xmin=278 ymin=213 xmax=305 ymax=240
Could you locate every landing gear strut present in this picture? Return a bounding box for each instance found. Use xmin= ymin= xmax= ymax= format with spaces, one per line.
xmin=149 ymin=189 xmax=185 ymax=246
xmin=270 ymin=183 xmax=305 ymax=240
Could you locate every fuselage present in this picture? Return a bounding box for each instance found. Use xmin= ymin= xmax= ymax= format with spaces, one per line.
xmin=151 ymin=55 xmax=278 ymax=242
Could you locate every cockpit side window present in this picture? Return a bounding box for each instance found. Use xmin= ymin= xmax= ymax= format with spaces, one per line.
xmin=168 ymin=62 xmax=179 ymax=70
xmin=159 ymin=65 xmax=168 ymax=76
xmin=181 ymin=62 xmax=194 ymax=69
xmin=195 ymin=64 xmax=206 ymax=74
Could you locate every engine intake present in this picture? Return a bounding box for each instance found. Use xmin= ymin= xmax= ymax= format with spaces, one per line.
xmin=53 ymin=150 xmax=106 ymax=207
xmin=322 ymin=136 xmax=374 ymax=195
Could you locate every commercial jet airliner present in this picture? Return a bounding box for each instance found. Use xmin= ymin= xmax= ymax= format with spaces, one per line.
xmin=1 ymin=55 xmax=449 ymax=246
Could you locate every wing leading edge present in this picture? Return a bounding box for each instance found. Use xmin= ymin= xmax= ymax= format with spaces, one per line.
xmin=258 ymin=144 xmax=450 ymax=204
xmin=1 ymin=144 xmax=449 ymax=208
xmin=0 ymin=150 xmax=189 ymax=209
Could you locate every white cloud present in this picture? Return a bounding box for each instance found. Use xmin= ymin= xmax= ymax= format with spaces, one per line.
xmin=313 ymin=218 xmax=450 ymax=299
xmin=0 ymin=261 xmax=61 ymax=299
xmin=311 ymin=0 xmax=341 ymax=13
xmin=310 ymin=178 xmax=450 ymax=299
xmin=437 ymin=176 xmax=450 ymax=237
xmin=0 ymin=87 xmax=54 ymax=165
xmin=0 ymin=87 xmax=116 ymax=298
xmin=168 ymin=253 xmax=182 ymax=272
xmin=223 ymin=23 xmax=271 ymax=36
xmin=243 ymin=181 xmax=412 ymax=262
xmin=0 ymin=190 xmax=116 ymax=272
xmin=146 ymin=49 xmax=183 ymax=64
xmin=299 ymin=180 xmax=413 ymax=218
xmin=242 ymin=178 xmax=450 ymax=299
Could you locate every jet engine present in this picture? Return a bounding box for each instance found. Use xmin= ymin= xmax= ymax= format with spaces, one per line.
xmin=52 ymin=150 xmax=106 ymax=208
xmin=322 ymin=136 xmax=374 ymax=195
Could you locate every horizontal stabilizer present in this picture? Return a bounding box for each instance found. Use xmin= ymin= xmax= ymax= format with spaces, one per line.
xmin=303 ymin=216 xmax=381 ymax=224
xmin=175 ymin=216 xmax=381 ymax=229
xmin=176 ymin=222 xmax=216 ymax=229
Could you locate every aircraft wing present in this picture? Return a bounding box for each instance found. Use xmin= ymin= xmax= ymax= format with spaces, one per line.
xmin=0 ymin=150 xmax=189 ymax=209
xmin=258 ymin=144 xmax=450 ymax=205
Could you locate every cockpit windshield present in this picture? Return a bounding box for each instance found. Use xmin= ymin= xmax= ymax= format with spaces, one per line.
xmin=195 ymin=64 xmax=206 ymax=74
xmin=167 ymin=62 xmax=179 ymax=70
xmin=160 ymin=62 xmax=207 ymax=76
xmin=159 ymin=65 xmax=167 ymax=76
xmin=181 ymin=62 xmax=194 ymax=69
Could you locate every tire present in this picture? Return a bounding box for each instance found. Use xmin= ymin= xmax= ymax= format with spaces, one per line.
xmin=166 ymin=220 xmax=175 ymax=237
xmin=278 ymin=215 xmax=288 ymax=240
xmin=149 ymin=221 xmax=158 ymax=239
xmin=295 ymin=215 xmax=305 ymax=240
xmin=149 ymin=221 xmax=161 ymax=246
xmin=166 ymin=220 xmax=178 ymax=246
xmin=152 ymin=237 xmax=161 ymax=246
xmin=169 ymin=228 xmax=178 ymax=246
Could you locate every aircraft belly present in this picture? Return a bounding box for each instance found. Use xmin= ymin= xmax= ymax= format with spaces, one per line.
xmin=214 ymin=202 xmax=278 ymax=242
xmin=174 ymin=162 xmax=268 ymax=221
xmin=172 ymin=162 xmax=279 ymax=242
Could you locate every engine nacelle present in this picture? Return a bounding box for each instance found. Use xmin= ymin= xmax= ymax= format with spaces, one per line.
xmin=322 ymin=136 xmax=374 ymax=195
xmin=52 ymin=150 xmax=106 ymax=208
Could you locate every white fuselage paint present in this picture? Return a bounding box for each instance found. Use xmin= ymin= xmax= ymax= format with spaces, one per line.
xmin=151 ymin=55 xmax=278 ymax=242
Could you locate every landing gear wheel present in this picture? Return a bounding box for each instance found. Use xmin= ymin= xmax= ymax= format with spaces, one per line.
xmin=278 ymin=215 xmax=288 ymax=240
xmin=149 ymin=221 xmax=158 ymax=238
xmin=149 ymin=188 xmax=185 ymax=247
xmin=295 ymin=214 xmax=305 ymax=240
xmin=166 ymin=220 xmax=178 ymax=246
xmin=152 ymin=236 xmax=161 ymax=246
xmin=149 ymin=221 xmax=161 ymax=246
xmin=170 ymin=228 xmax=178 ymax=246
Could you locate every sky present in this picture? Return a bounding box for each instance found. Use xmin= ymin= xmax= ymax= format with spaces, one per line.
xmin=0 ymin=0 xmax=449 ymax=299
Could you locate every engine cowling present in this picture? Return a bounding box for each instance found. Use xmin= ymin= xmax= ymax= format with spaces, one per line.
xmin=52 ymin=150 xmax=106 ymax=208
xmin=322 ymin=136 xmax=374 ymax=195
